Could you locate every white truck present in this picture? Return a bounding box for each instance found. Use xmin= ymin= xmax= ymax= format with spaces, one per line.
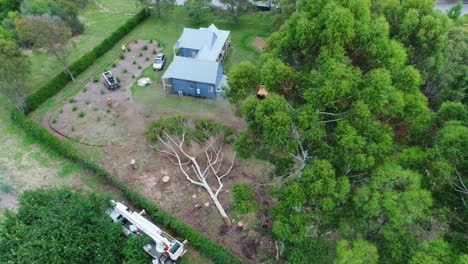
xmin=108 ymin=201 xmax=187 ymax=264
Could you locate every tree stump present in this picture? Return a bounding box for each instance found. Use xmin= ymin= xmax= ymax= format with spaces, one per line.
xmin=204 ymin=202 xmax=211 ymax=213
xmin=191 ymin=194 xmax=198 ymax=204
xmin=162 ymin=176 xmax=170 ymax=183
xmin=130 ymin=159 xmax=137 ymax=170
xmin=236 ymin=221 xmax=244 ymax=233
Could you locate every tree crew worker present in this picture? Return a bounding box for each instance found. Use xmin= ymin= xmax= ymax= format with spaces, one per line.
xmin=107 ymin=98 xmax=112 ymax=108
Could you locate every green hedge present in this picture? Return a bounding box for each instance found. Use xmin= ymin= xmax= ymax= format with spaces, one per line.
xmin=24 ymin=8 xmax=148 ymax=114
xmin=10 ymin=110 xmax=243 ymax=264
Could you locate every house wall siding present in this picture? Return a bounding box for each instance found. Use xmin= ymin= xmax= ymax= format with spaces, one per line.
xmin=215 ymin=64 xmax=224 ymax=90
xmin=171 ymin=78 xmax=216 ymax=99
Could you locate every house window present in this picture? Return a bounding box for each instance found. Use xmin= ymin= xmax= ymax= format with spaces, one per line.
xmin=208 ymin=86 xmax=214 ymax=93
xmin=189 ymin=83 xmax=194 ymax=89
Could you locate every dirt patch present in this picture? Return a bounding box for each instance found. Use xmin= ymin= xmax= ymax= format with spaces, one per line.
xmin=38 ymin=40 xmax=275 ymax=262
xmin=0 ymin=192 xmax=18 ymax=211
xmin=252 ymin=37 xmax=266 ymax=51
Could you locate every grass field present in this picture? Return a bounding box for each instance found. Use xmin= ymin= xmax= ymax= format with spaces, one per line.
xmin=1 ymin=0 xmax=143 ymax=202
xmin=25 ymin=0 xmax=139 ymax=94
xmin=32 ymin=5 xmax=275 ymax=125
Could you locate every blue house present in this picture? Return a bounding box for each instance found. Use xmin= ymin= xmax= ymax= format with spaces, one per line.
xmin=162 ymin=24 xmax=230 ymax=99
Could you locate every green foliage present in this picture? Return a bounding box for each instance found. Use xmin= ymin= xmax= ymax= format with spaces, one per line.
xmin=447 ymin=1 xmax=463 ymax=20
xmin=142 ymin=45 xmax=148 ymax=50
xmin=354 ymin=163 xmax=432 ymax=234
xmin=0 ymin=24 xmax=13 ymax=40
xmin=78 ymin=111 xmax=85 ymax=118
xmin=119 ymin=53 xmax=125 ymax=60
xmin=0 ymin=0 xmax=21 ymax=21
xmin=335 ymin=239 xmax=379 ymax=264
xmin=410 ymin=239 xmax=457 ymax=264
xmin=146 ymin=116 xmax=235 ymax=144
xmin=72 ymin=105 xmax=77 ymax=111
xmin=185 ymin=0 xmax=210 ymax=26
xmin=0 ymin=188 xmax=125 ymax=263
xmin=436 ymin=101 xmax=467 ymax=125
xmin=260 ymin=55 xmax=298 ymax=100
xmin=272 ymin=160 xmax=350 ymax=250
xmin=435 ymin=121 xmax=468 ymax=168
xmin=68 ymin=97 xmax=75 ymax=103
xmin=231 ymin=183 xmax=257 ymax=214
xmin=0 ymin=183 xmax=12 ymax=193
xmin=0 ymin=36 xmax=30 ymax=113
xmin=20 ymin=0 xmax=85 ymax=35
xmin=227 ymin=61 xmax=260 ymax=104
xmin=233 ymin=131 xmax=255 ymax=159
xmin=122 ymin=235 xmax=153 ymax=263
xmin=22 ymin=8 xmax=148 ymax=114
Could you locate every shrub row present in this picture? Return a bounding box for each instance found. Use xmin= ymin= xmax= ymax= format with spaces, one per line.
xmin=23 ymin=8 xmax=149 ymax=114
xmin=10 ymin=110 xmax=243 ymax=264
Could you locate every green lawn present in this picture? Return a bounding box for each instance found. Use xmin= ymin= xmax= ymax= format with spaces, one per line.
xmin=32 ymin=6 xmax=275 ymax=123
xmin=123 ymin=7 xmax=275 ymax=70
xmin=1 ymin=1 xmax=144 ymax=206
xmin=25 ymin=0 xmax=139 ymax=93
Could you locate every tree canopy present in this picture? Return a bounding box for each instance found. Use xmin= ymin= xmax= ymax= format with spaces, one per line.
xmin=0 ymin=188 xmax=151 ymax=263
xmin=228 ymin=0 xmax=467 ymax=262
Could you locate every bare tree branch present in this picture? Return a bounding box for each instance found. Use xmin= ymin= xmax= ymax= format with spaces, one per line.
xmin=148 ymin=120 xmax=235 ymax=225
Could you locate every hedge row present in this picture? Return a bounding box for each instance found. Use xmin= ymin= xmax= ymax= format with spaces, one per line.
xmin=10 ymin=110 xmax=243 ymax=264
xmin=23 ymin=8 xmax=148 ymax=115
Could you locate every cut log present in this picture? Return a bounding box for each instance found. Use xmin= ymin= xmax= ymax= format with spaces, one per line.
xmin=162 ymin=176 xmax=170 ymax=183
xmin=236 ymin=221 xmax=244 ymax=233
xmin=130 ymin=159 xmax=137 ymax=170
xmin=204 ymin=202 xmax=212 ymax=213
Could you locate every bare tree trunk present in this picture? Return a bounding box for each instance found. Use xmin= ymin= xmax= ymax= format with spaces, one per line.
xmin=51 ymin=49 xmax=75 ymax=82
xmin=65 ymin=66 xmax=76 ymax=82
xmin=205 ymin=186 xmax=231 ymax=225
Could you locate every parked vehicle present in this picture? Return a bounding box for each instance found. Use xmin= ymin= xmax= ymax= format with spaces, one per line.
xmin=108 ymin=201 xmax=187 ymax=264
xmin=102 ymin=71 xmax=120 ymax=90
xmin=153 ymin=53 xmax=166 ymax=71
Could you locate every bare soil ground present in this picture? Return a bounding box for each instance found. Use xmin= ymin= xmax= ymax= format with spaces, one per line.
xmin=39 ymin=40 xmax=275 ymax=262
xmin=252 ymin=37 xmax=266 ymax=51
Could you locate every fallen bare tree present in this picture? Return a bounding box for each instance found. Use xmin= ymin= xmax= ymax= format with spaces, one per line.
xmin=146 ymin=116 xmax=236 ymax=225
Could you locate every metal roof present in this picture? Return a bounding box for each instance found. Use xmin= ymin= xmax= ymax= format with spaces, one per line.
xmin=162 ymin=56 xmax=221 ymax=84
xmin=174 ymin=24 xmax=230 ymax=62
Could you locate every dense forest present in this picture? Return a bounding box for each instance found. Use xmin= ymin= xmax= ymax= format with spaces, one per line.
xmin=228 ymin=0 xmax=467 ymax=263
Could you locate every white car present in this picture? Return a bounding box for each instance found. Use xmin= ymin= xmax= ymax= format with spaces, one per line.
xmin=153 ymin=53 xmax=166 ymax=71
